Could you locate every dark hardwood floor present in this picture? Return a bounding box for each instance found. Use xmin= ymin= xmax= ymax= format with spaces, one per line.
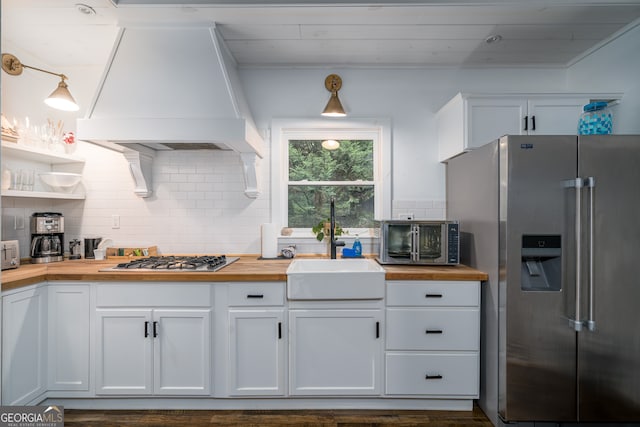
xmin=64 ymin=404 xmax=494 ymax=426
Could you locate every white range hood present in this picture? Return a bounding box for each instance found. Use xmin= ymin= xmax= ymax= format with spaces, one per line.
xmin=77 ymin=24 xmax=264 ymax=198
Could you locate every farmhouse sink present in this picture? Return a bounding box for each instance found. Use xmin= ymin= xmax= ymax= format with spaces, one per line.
xmin=286 ymin=258 xmax=386 ymax=300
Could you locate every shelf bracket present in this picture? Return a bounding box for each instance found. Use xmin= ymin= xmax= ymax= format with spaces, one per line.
xmin=122 ymin=149 xmax=154 ymax=198
xmin=240 ymin=152 xmax=260 ymax=198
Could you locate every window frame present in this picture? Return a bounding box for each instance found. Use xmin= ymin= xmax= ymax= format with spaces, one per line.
xmin=271 ymin=118 xmax=391 ymax=235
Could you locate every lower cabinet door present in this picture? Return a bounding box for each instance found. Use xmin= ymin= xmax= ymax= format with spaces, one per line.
xmin=2 ymin=286 xmax=47 ymax=405
xmin=385 ymin=352 xmax=479 ymax=397
xmin=228 ymin=309 xmax=285 ymax=396
xmin=95 ymin=309 xmax=153 ymax=395
xmin=289 ymin=309 xmax=383 ymax=396
xmin=153 ymin=309 xmax=211 ymax=395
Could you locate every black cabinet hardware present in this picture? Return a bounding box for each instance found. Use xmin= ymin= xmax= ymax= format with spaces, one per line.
xmin=247 ymin=294 xmax=264 ymax=299
xmin=532 ymin=115 xmax=536 ymax=131
xmin=376 ymin=321 xmax=380 ymax=339
xmin=144 ymin=321 xmax=149 ymax=338
xmin=524 ymin=116 xmax=529 ymax=131
xmin=425 ymin=294 xmax=443 ymax=298
xmin=278 ymin=322 xmax=282 ymax=339
xmin=425 ymin=329 xmax=443 ymax=334
xmin=425 ymin=374 xmax=443 ymax=380
xmin=153 ymin=321 xmax=158 ymax=338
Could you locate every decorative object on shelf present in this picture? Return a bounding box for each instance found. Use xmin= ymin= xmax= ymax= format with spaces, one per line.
xmin=321 ymin=74 xmax=347 ymax=117
xmin=63 ymin=131 xmax=76 ymax=153
xmin=39 ymin=172 xmax=82 ymax=193
xmin=1 ymin=53 xmax=79 ymax=111
xmin=312 ymin=218 xmax=344 ymax=241
xmin=1 ymin=114 xmax=19 ymax=142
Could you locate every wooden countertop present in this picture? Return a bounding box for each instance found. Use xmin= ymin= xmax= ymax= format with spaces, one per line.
xmin=1 ymin=256 xmax=487 ymax=292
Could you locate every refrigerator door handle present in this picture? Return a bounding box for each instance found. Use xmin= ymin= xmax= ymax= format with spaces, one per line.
xmin=565 ymin=178 xmax=584 ymax=331
xmin=586 ymin=176 xmax=596 ymax=332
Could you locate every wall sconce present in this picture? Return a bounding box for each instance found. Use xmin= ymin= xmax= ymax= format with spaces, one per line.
xmin=321 ymin=74 xmax=346 ymax=117
xmin=1 ymin=53 xmax=79 ymax=112
xmin=321 ymin=139 xmax=340 ymax=150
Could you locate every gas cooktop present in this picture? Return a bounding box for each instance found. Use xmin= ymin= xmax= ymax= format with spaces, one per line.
xmin=102 ymin=255 xmax=239 ymax=272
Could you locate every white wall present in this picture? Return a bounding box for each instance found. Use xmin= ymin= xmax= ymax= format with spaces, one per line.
xmin=2 ymin=28 xmax=639 ymax=256
xmin=567 ymin=23 xmax=640 ymax=134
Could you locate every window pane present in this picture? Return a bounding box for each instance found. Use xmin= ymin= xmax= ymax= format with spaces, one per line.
xmin=289 ymin=140 xmax=373 ymax=181
xmin=288 ymin=185 xmax=374 ymax=228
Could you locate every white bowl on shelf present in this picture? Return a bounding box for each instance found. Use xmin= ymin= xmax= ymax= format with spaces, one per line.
xmin=39 ymin=172 xmax=82 ymax=193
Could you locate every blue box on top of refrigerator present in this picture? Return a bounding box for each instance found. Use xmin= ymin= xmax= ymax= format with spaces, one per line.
xmin=446 ymin=135 xmax=640 ymax=426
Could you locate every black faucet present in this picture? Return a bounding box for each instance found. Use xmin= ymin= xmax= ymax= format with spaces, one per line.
xmin=330 ymin=198 xmax=345 ymax=259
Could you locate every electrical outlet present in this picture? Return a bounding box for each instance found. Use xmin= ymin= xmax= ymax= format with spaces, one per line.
xmin=112 ymin=215 xmax=120 ymax=229
xmin=14 ymin=215 xmax=24 ymax=230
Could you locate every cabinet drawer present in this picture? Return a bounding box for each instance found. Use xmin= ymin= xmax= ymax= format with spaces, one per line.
xmin=228 ymin=282 xmax=285 ymax=306
xmin=385 ymin=352 xmax=478 ymax=396
xmin=386 ymin=308 xmax=479 ymax=351
xmin=386 ymin=281 xmax=479 ymax=307
xmin=96 ymin=283 xmax=211 ymax=307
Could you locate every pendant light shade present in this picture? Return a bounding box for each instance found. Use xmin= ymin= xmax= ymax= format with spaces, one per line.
xmin=44 ymin=78 xmax=80 ymax=111
xmin=1 ymin=53 xmax=79 ymax=112
xmin=321 ymin=139 xmax=340 ymax=150
xmin=321 ymin=74 xmax=346 ymax=117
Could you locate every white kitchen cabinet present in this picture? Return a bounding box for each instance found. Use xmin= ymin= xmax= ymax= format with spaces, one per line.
xmin=436 ymin=92 xmax=622 ymax=162
xmin=94 ymin=283 xmax=212 ymax=396
xmin=2 ymin=284 xmax=47 ymax=405
xmin=96 ymin=308 xmax=211 ymax=395
xmin=48 ymin=283 xmax=91 ymax=392
xmin=385 ymin=280 xmax=480 ymax=398
xmin=227 ymin=282 xmax=286 ymax=396
xmin=1 ymin=140 xmax=85 ymax=199
xmin=228 ymin=309 xmax=285 ymax=395
xmin=289 ymin=308 xmax=383 ymax=396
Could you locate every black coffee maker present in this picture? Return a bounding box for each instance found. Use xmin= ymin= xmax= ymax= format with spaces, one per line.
xmin=30 ymin=212 xmax=64 ymax=264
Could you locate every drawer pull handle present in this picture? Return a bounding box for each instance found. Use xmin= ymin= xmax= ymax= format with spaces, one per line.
xmin=153 ymin=321 xmax=159 ymax=338
xmin=144 ymin=321 xmax=149 ymax=338
xmin=425 ymin=294 xmax=443 ymax=298
xmin=278 ymin=322 xmax=282 ymax=339
xmin=247 ymin=294 xmax=264 ymax=299
xmin=376 ymin=321 xmax=380 ymax=339
xmin=425 ymin=329 xmax=443 ymax=334
xmin=425 ymin=374 xmax=443 ymax=380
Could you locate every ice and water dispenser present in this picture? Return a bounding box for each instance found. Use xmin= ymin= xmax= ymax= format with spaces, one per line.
xmin=521 ymin=235 xmax=562 ymax=291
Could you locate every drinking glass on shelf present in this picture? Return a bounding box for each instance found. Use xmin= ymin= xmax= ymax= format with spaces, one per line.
xmin=10 ymin=168 xmax=22 ymax=190
xmin=22 ymin=169 xmax=35 ymax=191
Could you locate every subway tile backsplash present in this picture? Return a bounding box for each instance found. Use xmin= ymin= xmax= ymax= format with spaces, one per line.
xmin=2 ymin=142 xmax=445 ymax=258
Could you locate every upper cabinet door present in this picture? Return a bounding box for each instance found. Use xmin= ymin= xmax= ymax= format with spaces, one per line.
xmin=467 ymin=97 xmax=528 ymax=149
xmin=527 ymin=98 xmax=588 ymax=135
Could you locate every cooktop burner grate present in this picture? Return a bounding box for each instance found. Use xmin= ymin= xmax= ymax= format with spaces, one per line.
xmin=106 ymin=255 xmax=239 ymax=272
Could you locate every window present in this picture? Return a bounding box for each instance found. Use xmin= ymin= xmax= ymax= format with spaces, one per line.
xmin=271 ymin=119 xmax=391 ymax=236
xmin=288 ymin=139 xmax=374 ymax=228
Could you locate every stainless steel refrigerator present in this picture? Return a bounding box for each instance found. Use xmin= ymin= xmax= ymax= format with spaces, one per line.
xmin=446 ymin=135 xmax=640 ymax=425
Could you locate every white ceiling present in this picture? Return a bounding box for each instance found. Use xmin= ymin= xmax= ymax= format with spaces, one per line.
xmin=2 ymin=0 xmax=640 ymax=69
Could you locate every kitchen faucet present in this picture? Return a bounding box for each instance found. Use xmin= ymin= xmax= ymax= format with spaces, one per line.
xmin=330 ymin=198 xmax=345 ymax=259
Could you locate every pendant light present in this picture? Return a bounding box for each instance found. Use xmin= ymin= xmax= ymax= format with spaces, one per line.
xmin=321 ymin=139 xmax=340 ymax=150
xmin=1 ymin=53 xmax=79 ymax=112
xmin=321 ymin=74 xmax=346 ymax=117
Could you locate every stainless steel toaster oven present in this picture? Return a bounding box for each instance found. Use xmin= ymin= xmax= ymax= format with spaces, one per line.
xmin=376 ymin=220 xmax=459 ymax=265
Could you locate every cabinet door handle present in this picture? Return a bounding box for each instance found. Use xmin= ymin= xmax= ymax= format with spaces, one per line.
xmin=278 ymin=322 xmax=282 ymax=339
xmin=524 ymin=115 xmax=529 ymax=131
xmin=376 ymin=321 xmax=380 ymax=339
xmin=144 ymin=321 xmax=149 ymax=338
xmin=425 ymin=294 xmax=442 ymax=298
xmin=531 ymin=115 xmax=536 ymax=131
xmin=247 ymin=294 xmax=264 ymax=299
xmin=153 ymin=321 xmax=158 ymax=338
xmin=425 ymin=374 xmax=443 ymax=380
xmin=425 ymin=329 xmax=443 ymax=334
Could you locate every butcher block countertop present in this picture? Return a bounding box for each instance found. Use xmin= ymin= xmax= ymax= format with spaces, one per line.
xmin=1 ymin=256 xmax=488 ymax=292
